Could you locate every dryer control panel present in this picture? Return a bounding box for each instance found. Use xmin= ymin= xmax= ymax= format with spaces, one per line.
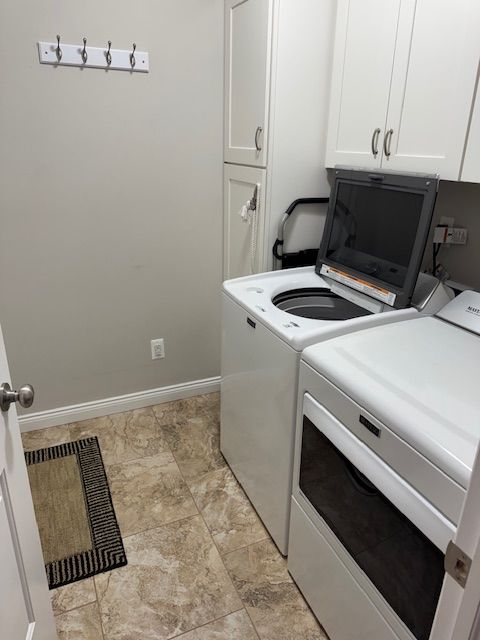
xmin=436 ymin=290 xmax=480 ymax=335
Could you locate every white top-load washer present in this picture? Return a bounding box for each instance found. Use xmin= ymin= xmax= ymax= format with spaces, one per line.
xmin=288 ymin=291 xmax=480 ymax=640
xmin=220 ymin=167 xmax=453 ymax=555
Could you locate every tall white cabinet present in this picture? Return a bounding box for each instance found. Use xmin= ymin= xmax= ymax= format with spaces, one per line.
xmin=223 ymin=0 xmax=335 ymax=280
xmin=325 ymin=0 xmax=480 ymax=180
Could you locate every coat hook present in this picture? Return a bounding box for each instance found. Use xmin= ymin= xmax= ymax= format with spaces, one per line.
xmin=81 ymin=37 xmax=88 ymax=63
xmin=105 ymin=40 xmax=112 ymax=66
xmin=55 ymin=34 xmax=62 ymax=62
xmin=130 ymin=43 xmax=136 ymax=68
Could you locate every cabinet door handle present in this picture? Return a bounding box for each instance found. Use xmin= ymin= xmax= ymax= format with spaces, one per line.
xmin=383 ymin=128 xmax=394 ymax=157
xmin=371 ymin=128 xmax=381 ymax=157
xmin=254 ymin=126 xmax=263 ymax=152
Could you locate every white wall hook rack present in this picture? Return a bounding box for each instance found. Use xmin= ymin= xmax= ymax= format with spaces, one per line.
xmin=38 ymin=39 xmax=149 ymax=72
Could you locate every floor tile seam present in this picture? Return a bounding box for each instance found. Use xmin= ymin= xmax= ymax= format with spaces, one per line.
xmin=168 ymin=444 xmax=250 ymax=631
xmin=91 ymin=579 xmax=107 ymax=640
xmin=221 ymin=540 xmax=328 ymax=639
xmin=184 ymin=466 xmax=270 ymax=556
xmin=52 ymin=595 xmax=97 ymax=619
xmin=151 ymin=403 xmax=218 ymax=425
xmin=197 ymin=510 xmax=261 ymax=640
xmin=167 ymin=606 xmax=247 ymax=640
xmin=183 ymin=464 xmax=227 ymax=492
xmin=185 ymin=464 xmax=273 ymax=555
xmin=218 ymin=535 xmax=316 ymax=639
xmin=102 ymin=446 xmax=180 ymax=471
xmin=54 ymin=598 xmax=106 ymax=640
xmin=120 ymin=511 xmax=201 ymax=541
xmin=166 ymin=418 xmax=269 ymax=640
xmin=109 ymin=504 xmax=247 ymax=638
xmin=66 ymin=418 xmax=175 ymax=463
xmin=218 ymin=535 xmax=271 ymax=559
xmin=67 ymin=406 xmax=157 ymax=429
xmin=191 ymin=491 xmax=262 ymax=640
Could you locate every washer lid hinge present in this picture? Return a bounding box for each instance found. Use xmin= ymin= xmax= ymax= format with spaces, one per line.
xmin=445 ymin=541 xmax=472 ymax=589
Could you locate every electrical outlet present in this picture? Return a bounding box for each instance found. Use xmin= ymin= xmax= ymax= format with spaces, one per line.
xmin=151 ymin=338 xmax=165 ymax=360
xmin=448 ymin=227 xmax=468 ymax=245
xmin=433 ymin=225 xmax=468 ymax=245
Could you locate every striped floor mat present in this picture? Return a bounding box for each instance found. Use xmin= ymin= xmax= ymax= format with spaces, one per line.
xmin=25 ymin=437 xmax=127 ymax=589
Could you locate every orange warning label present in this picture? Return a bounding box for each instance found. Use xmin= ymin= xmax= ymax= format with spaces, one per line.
xmin=320 ymin=264 xmax=396 ymax=306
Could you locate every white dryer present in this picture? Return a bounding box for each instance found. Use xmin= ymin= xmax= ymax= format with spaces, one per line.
xmin=288 ymin=291 xmax=480 ymax=640
xmin=220 ymin=168 xmax=453 ymax=555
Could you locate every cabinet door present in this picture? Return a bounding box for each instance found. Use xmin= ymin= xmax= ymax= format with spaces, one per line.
xmin=384 ymin=0 xmax=480 ymax=179
xmin=462 ymin=78 xmax=480 ymax=183
xmin=224 ymin=0 xmax=273 ymax=167
xmin=223 ymin=163 xmax=266 ymax=280
xmin=325 ymin=0 xmax=401 ymax=169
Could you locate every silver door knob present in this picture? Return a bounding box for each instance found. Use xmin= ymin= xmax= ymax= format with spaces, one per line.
xmin=0 ymin=383 xmax=34 ymax=412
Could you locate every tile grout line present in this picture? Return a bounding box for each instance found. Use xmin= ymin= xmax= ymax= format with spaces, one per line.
xmin=51 ymin=594 xmax=96 ymax=618
xmin=168 ymin=414 xmax=262 ymax=640
xmin=207 ymin=530 xmax=262 ymax=639
xmin=150 ymin=401 xmax=259 ymax=639
xmin=120 ymin=511 xmax=201 ymax=541
xmin=141 ymin=400 xmax=262 ymax=640
xmin=52 ymin=594 xmax=106 ymax=640
xmin=94 ymin=400 xmax=224 ymax=639
xmin=219 ymin=535 xmax=271 ymax=559
xmin=167 ymin=607 xmax=246 ymax=640
xmin=92 ymin=575 xmax=106 ymax=640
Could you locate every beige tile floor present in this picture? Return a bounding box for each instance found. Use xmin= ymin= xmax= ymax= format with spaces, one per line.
xmin=22 ymin=393 xmax=328 ymax=640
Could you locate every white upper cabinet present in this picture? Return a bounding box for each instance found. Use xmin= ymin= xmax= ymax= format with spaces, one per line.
xmin=326 ymin=0 xmax=480 ymax=180
xmin=325 ymin=0 xmax=401 ymax=169
xmin=385 ymin=0 xmax=480 ymax=178
xmin=224 ymin=0 xmax=273 ymax=167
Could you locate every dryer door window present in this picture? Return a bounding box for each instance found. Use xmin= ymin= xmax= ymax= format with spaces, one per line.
xmin=299 ymin=415 xmax=445 ymax=640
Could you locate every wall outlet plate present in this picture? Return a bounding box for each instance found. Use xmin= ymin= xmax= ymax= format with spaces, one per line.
xmin=151 ymin=338 xmax=165 ymax=360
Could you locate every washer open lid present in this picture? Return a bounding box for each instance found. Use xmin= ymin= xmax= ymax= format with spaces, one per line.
xmin=316 ymin=167 xmax=438 ymax=310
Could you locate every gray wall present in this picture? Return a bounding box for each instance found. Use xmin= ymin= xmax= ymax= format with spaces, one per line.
xmin=426 ymin=181 xmax=480 ymax=290
xmin=0 ymin=0 xmax=224 ymax=413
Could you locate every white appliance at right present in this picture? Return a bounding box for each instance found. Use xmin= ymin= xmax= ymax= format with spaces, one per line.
xmin=288 ymin=290 xmax=480 ymax=640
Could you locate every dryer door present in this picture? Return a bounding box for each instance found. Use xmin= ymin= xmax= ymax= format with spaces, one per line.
xmin=299 ymin=413 xmax=444 ymax=640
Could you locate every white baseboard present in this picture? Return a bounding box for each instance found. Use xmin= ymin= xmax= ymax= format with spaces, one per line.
xmin=18 ymin=376 xmax=221 ymax=433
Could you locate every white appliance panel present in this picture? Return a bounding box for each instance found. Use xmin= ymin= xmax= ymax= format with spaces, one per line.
xmin=302 ymin=314 xmax=480 ymax=488
xmin=222 ymin=266 xmax=423 ymax=351
xmin=299 ymin=364 xmax=465 ymax=525
xmin=301 ymin=393 xmax=454 ymax=552
xmin=220 ymin=294 xmax=299 ymax=554
xmin=220 ymin=268 xmax=452 ymax=554
xmin=289 ymin=497 xmax=409 ymax=640
xmin=288 ymin=383 xmax=451 ymax=639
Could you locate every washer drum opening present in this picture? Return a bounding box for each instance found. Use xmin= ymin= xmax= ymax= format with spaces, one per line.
xmin=272 ymin=288 xmax=372 ymax=320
